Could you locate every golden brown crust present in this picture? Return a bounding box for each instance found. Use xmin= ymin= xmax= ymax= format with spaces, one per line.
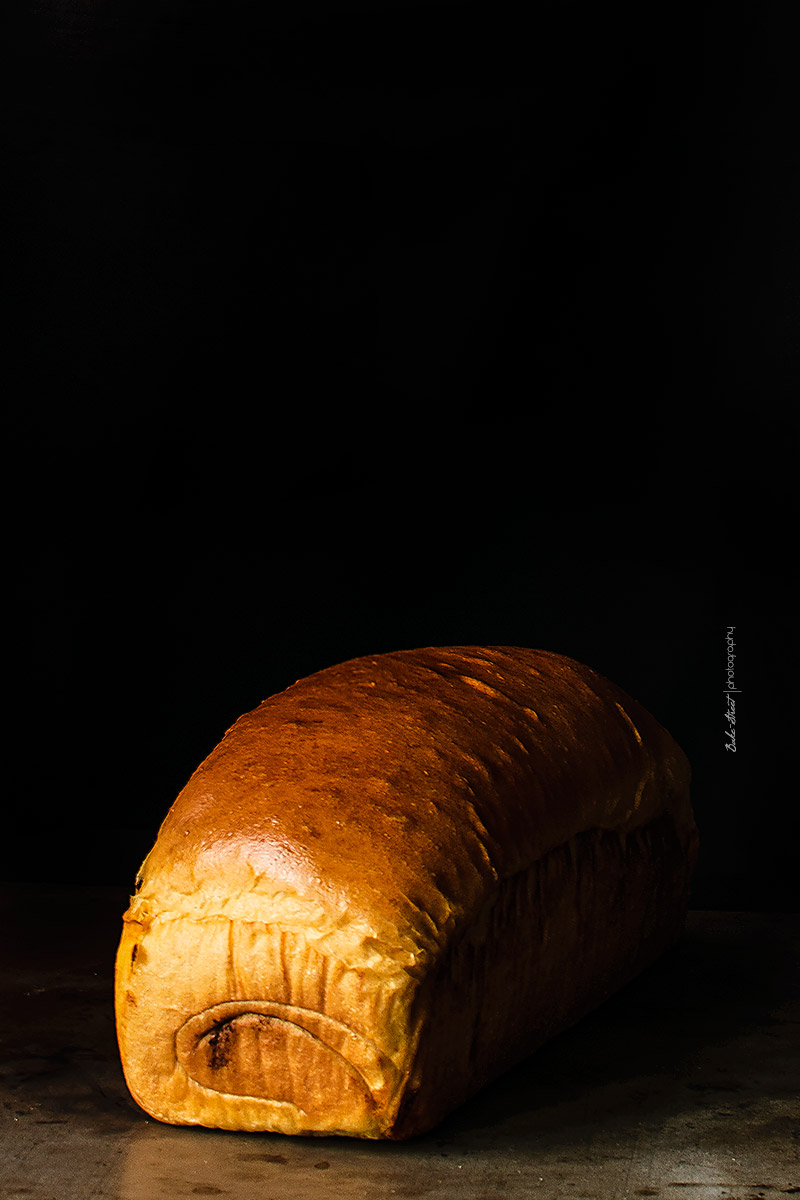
xmin=115 ymin=646 xmax=697 ymax=1138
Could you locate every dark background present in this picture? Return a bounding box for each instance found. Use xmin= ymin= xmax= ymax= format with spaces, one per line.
xmin=6 ymin=0 xmax=797 ymax=909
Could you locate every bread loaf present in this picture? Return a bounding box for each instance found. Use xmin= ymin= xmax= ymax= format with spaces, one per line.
xmin=115 ymin=645 xmax=697 ymax=1139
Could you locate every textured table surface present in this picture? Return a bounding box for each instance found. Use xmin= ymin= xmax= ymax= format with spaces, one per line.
xmin=1 ymin=886 xmax=798 ymax=1199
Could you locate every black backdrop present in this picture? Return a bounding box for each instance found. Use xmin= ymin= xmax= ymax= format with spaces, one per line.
xmin=7 ymin=0 xmax=798 ymax=909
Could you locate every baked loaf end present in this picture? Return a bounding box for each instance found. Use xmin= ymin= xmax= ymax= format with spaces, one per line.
xmin=115 ymin=646 xmax=697 ymax=1139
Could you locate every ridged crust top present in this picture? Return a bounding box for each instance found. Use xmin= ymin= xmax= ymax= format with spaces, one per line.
xmin=129 ymin=647 xmax=693 ymax=961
